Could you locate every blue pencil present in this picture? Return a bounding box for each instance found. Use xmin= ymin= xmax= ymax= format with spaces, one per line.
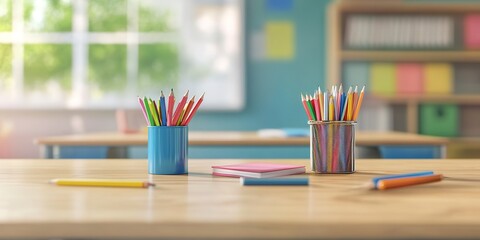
xmin=160 ymin=91 xmax=167 ymax=126
xmin=241 ymin=177 xmax=309 ymax=186
xmin=372 ymin=171 xmax=434 ymax=189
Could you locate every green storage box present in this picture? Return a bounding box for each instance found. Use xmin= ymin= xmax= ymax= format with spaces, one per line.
xmin=419 ymin=104 xmax=459 ymax=137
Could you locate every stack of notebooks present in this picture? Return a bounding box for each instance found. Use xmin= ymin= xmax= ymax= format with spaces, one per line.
xmin=212 ymin=163 xmax=305 ymax=178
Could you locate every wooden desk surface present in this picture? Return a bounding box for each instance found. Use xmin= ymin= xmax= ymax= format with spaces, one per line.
xmin=35 ymin=131 xmax=448 ymax=146
xmin=0 ymin=159 xmax=478 ymax=239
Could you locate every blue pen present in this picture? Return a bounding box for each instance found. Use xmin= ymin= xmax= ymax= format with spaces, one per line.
xmin=160 ymin=91 xmax=167 ymax=126
xmin=241 ymin=177 xmax=309 ymax=186
xmin=372 ymin=171 xmax=434 ymax=189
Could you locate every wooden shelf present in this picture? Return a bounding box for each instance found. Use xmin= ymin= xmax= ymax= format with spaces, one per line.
xmin=366 ymin=94 xmax=480 ymax=105
xmin=338 ymin=2 xmax=480 ymax=13
xmin=342 ymin=51 xmax=480 ymax=62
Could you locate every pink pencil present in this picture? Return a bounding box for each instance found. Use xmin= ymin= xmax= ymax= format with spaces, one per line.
xmin=138 ymin=97 xmax=149 ymax=125
xmin=167 ymin=89 xmax=175 ymax=126
xmin=313 ymin=93 xmax=320 ymax=121
xmin=171 ymin=90 xmax=189 ymax=126
xmin=183 ymin=93 xmax=205 ymax=125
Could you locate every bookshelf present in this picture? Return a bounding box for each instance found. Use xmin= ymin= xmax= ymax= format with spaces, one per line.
xmin=327 ymin=0 xmax=480 ymax=158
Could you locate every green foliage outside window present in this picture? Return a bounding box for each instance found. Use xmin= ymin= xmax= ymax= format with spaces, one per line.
xmin=0 ymin=0 xmax=180 ymax=96
xmin=24 ymin=0 xmax=72 ymax=32
xmin=138 ymin=44 xmax=179 ymax=91
xmin=0 ymin=44 xmax=12 ymax=89
xmin=89 ymin=44 xmax=127 ymax=91
xmin=24 ymin=44 xmax=72 ymax=91
xmin=89 ymin=0 xmax=127 ymax=32
xmin=139 ymin=5 xmax=173 ymax=32
xmin=0 ymin=0 xmax=11 ymax=31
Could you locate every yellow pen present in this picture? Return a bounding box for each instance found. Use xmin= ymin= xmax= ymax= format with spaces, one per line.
xmin=49 ymin=179 xmax=155 ymax=188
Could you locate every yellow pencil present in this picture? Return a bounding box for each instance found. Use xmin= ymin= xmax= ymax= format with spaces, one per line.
xmin=148 ymin=99 xmax=160 ymax=126
xmin=347 ymin=91 xmax=353 ymax=121
xmin=353 ymin=86 xmax=365 ymax=121
xmin=318 ymin=87 xmax=323 ymax=121
xmin=328 ymin=96 xmax=334 ymax=121
xmin=49 ymin=179 xmax=155 ymax=188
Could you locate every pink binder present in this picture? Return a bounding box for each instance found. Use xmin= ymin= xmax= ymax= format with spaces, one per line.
xmin=396 ymin=63 xmax=423 ymax=94
xmin=464 ymin=14 xmax=480 ymax=49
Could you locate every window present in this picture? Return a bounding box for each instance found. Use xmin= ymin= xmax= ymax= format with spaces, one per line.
xmin=0 ymin=0 xmax=244 ymax=110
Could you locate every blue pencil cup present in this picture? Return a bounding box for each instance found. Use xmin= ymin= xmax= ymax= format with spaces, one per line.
xmin=148 ymin=126 xmax=188 ymax=175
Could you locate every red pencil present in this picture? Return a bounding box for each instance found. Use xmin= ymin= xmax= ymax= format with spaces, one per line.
xmin=178 ymin=96 xmax=195 ymax=126
xmin=171 ymin=90 xmax=189 ymax=126
xmin=183 ymin=93 xmax=204 ymax=125
xmin=301 ymin=94 xmax=312 ymax=120
xmin=167 ymin=89 xmax=175 ymax=126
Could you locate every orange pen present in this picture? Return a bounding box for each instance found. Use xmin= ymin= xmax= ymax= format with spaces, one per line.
xmin=377 ymin=174 xmax=443 ymax=190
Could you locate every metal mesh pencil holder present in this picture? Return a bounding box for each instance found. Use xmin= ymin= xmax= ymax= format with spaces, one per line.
xmin=309 ymin=121 xmax=356 ymax=174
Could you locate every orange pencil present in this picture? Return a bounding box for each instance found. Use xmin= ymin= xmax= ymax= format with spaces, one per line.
xmin=352 ymin=86 xmax=365 ymax=121
xmin=179 ymin=96 xmax=195 ymax=126
xmin=377 ymin=174 xmax=443 ymax=190
xmin=183 ymin=93 xmax=205 ymax=125
xmin=171 ymin=90 xmax=189 ymax=126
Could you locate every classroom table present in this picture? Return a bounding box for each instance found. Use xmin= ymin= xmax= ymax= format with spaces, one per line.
xmin=35 ymin=131 xmax=448 ymax=158
xmin=0 ymin=159 xmax=478 ymax=239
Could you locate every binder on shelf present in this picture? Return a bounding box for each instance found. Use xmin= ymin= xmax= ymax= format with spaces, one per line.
xmin=454 ymin=63 xmax=480 ymax=94
xmin=370 ymin=63 xmax=396 ymax=95
xmin=342 ymin=62 xmax=369 ymax=90
xmin=464 ymin=14 xmax=480 ymax=49
xmin=419 ymin=104 xmax=459 ymax=137
xmin=424 ymin=63 xmax=453 ymax=94
xmin=396 ymin=63 xmax=423 ymax=94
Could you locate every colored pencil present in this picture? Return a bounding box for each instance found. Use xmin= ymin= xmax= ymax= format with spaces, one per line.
xmin=313 ymin=93 xmax=320 ymax=121
xmin=306 ymin=95 xmax=316 ymax=121
xmin=143 ymin=97 xmax=154 ymax=126
xmin=353 ymin=86 xmax=365 ymax=121
xmin=301 ymin=94 xmax=312 ymax=121
xmin=183 ymin=92 xmax=204 ymax=125
xmin=160 ymin=91 xmax=167 ymax=126
xmin=377 ymin=174 xmax=443 ymax=190
xmin=178 ymin=96 xmax=195 ymax=125
xmin=50 ymin=178 xmax=155 ymax=188
xmin=171 ymin=90 xmax=189 ymax=126
xmin=167 ymin=89 xmax=175 ymax=126
xmin=138 ymin=97 xmax=149 ymax=125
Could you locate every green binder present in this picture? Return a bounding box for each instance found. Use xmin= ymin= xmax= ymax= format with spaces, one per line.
xmin=419 ymin=104 xmax=459 ymax=137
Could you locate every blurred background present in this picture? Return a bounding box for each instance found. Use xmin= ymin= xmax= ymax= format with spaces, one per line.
xmin=0 ymin=0 xmax=479 ymax=159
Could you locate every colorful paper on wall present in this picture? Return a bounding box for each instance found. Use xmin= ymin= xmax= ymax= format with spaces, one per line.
xmin=464 ymin=14 xmax=480 ymax=49
xmin=424 ymin=63 xmax=453 ymax=94
xmin=265 ymin=21 xmax=295 ymax=60
xmin=396 ymin=63 xmax=423 ymax=94
xmin=370 ymin=63 xmax=396 ymax=95
xmin=250 ymin=31 xmax=266 ymax=60
xmin=266 ymin=0 xmax=293 ymax=11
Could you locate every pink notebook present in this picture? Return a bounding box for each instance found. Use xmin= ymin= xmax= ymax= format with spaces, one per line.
xmin=464 ymin=15 xmax=480 ymax=49
xmin=212 ymin=163 xmax=305 ymax=178
xmin=396 ymin=63 xmax=423 ymax=94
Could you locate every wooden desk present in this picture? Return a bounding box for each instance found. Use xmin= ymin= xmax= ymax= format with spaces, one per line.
xmin=35 ymin=131 xmax=448 ymax=158
xmin=0 ymin=159 xmax=478 ymax=239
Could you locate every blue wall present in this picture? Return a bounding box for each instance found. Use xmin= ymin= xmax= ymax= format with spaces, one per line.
xmin=191 ymin=0 xmax=330 ymax=131
xmin=189 ymin=0 xmax=331 ymax=158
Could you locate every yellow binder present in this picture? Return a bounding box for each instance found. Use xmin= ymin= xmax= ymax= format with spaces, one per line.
xmin=424 ymin=63 xmax=453 ymax=94
xmin=370 ymin=63 xmax=396 ymax=95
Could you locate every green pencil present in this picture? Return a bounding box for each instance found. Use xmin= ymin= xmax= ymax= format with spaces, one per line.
xmin=143 ymin=97 xmax=155 ymax=126
xmin=306 ymin=95 xmax=317 ymax=121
